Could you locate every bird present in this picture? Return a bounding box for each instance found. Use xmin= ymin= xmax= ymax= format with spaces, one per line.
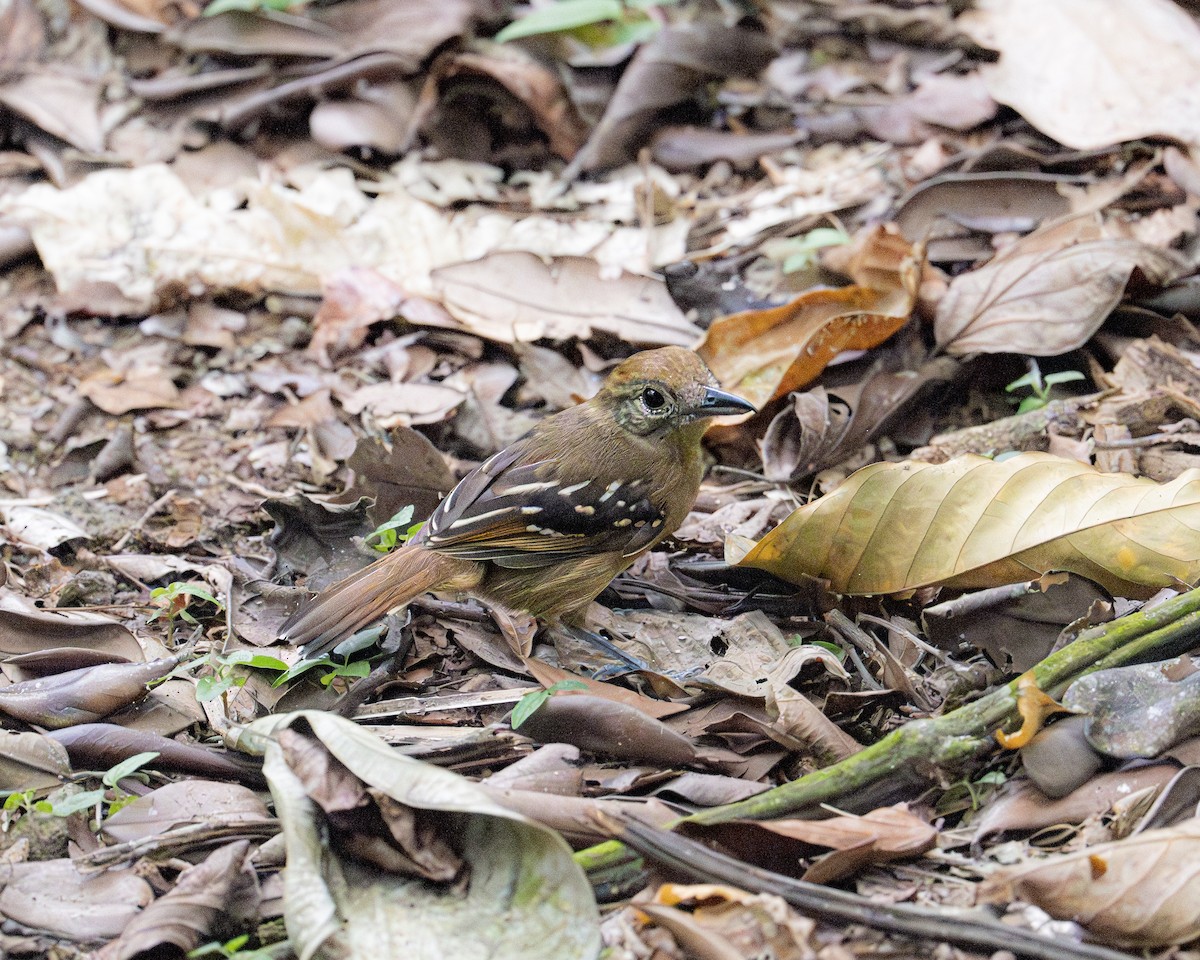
xmin=280 ymin=347 xmax=756 ymax=662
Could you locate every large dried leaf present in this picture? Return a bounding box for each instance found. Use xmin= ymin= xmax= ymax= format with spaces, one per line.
xmin=754 ymin=804 xmax=936 ymax=883
xmin=239 ymin=710 xmax=599 ymax=960
xmin=102 ymin=780 xmax=272 ymax=844
xmin=698 ymin=227 xmax=919 ymax=409
xmin=960 ymin=0 xmax=1200 ymax=152
xmin=517 ymin=694 xmax=698 ymax=767
xmin=0 ymin=860 xmax=153 ymax=941
xmin=732 ymin=452 xmax=1200 ymax=598
xmin=0 ymin=608 xmax=142 ymax=659
xmin=175 ymin=0 xmax=473 ymax=66
xmin=0 ymin=657 xmax=177 ymax=729
xmin=935 ymin=233 xmax=1184 ymax=356
xmin=0 ymin=728 xmax=71 ymax=792
xmin=978 ymin=818 xmax=1200 ymax=947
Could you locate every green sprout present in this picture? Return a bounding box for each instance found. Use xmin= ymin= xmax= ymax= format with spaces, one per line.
xmin=364 ymin=505 xmax=418 ymax=554
xmin=511 ymin=679 xmax=588 ymax=729
xmin=495 ymin=0 xmax=676 ymax=48
xmin=1005 ymin=360 xmax=1086 ymax=414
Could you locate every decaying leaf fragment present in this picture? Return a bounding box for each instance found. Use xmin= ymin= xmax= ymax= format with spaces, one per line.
xmin=699 ymin=226 xmax=920 ymax=410
xmin=731 ymin=452 xmax=1200 ymax=598
xmin=978 ymin=818 xmax=1200 ymax=947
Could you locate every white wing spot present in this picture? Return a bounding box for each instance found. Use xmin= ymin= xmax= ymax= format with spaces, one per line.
xmin=598 ymin=481 xmax=622 ymax=502
xmin=499 ymin=480 xmax=559 ymax=497
xmin=448 ymin=506 xmax=514 ymax=529
xmin=558 ymin=481 xmax=590 ymax=496
xmin=575 ymin=505 xmax=595 ymax=515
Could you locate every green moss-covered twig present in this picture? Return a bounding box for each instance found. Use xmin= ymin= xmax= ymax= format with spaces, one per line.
xmin=684 ymin=585 xmax=1200 ymax=825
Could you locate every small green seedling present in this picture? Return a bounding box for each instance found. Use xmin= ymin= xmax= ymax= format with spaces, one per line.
xmin=495 ymin=0 xmax=676 ymax=47
xmin=148 ymin=581 xmax=225 ymax=644
xmin=511 ymin=679 xmax=588 ymax=729
xmin=273 ymin=655 xmax=372 ymax=688
xmin=203 ymin=0 xmax=305 ymax=16
xmin=194 ymin=651 xmax=289 ymax=703
xmin=1 ymin=789 xmax=39 ymax=829
xmin=763 ymin=227 xmax=851 ymax=274
xmin=35 ymin=752 xmax=161 ymax=824
xmin=365 ymin=505 xmax=417 ymax=553
xmin=189 ymin=934 xmax=274 ymax=960
xmin=1005 ymin=360 xmax=1086 ymax=414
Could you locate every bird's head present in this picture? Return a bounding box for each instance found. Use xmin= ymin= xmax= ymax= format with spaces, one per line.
xmin=597 ymin=347 xmax=756 ymax=438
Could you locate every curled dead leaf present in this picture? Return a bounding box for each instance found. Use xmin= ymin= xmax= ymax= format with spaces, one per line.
xmin=699 ymin=226 xmax=920 ymax=409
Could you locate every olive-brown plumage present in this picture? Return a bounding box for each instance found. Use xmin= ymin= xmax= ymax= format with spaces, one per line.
xmin=281 ymin=347 xmax=755 ymax=659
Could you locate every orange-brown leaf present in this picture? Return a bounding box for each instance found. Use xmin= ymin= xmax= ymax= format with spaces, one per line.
xmin=699 ymin=226 xmax=919 ymax=409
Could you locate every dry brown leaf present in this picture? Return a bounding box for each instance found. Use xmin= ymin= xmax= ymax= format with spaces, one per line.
xmin=978 ymin=818 xmax=1200 ymax=947
xmin=431 ymin=252 xmax=700 ymax=346
xmin=0 ymin=860 xmax=153 ymax=941
xmin=569 ymin=22 xmax=777 ymax=173
xmin=102 ymin=840 xmax=259 ymax=960
xmin=77 ymin=367 xmax=183 ymax=414
xmin=524 ymin=658 xmax=687 ymax=721
xmin=935 ymin=234 xmax=1184 ymax=356
xmin=699 ymin=226 xmax=919 ymax=409
xmin=307 ymin=268 xmax=408 ymax=365
xmin=961 ymin=0 xmax=1200 ymax=152
xmin=758 ymin=804 xmax=936 ymax=883
xmin=336 ymin=380 xmax=464 ymax=429
xmin=642 ymin=886 xmax=817 ymax=960
xmin=760 ymin=356 xmax=959 ymax=481
xmin=732 ymin=452 xmax=1200 ymax=598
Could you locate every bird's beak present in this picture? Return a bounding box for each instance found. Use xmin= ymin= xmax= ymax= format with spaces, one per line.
xmin=692 ymin=386 xmax=757 ymax=417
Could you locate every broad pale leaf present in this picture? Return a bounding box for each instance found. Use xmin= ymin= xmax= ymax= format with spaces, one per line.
xmin=241 ymin=710 xmax=599 ymax=960
xmin=979 ymin=818 xmax=1200 ymax=947
xmin=699 ymin=226 xmax=919 ymax=409
xmin=960 ymin=0 xmax=1200 ymax=152
xmin=732 ymin=453 xmax=1200 ymax=598
xmin=935 ymin=236 xmax=1182 ymax=356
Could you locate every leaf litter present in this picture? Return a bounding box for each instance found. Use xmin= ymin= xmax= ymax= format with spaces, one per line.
xmin=2 ymin=0 xmax=1200 ymax=957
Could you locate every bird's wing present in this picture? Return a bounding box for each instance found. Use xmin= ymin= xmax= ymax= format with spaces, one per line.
xmin=415 ymin=447 xmax=667 ymax=569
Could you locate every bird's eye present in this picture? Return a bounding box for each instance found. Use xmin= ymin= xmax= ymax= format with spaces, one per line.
xmin=642 ymin=387 xmax=666 ymax=410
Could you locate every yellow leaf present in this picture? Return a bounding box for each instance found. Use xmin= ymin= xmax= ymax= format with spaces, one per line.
xmin=734 ymin=453 xmax=1200 ymax=598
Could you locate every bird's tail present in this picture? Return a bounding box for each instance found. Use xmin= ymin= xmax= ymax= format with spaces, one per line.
xmin=281 ymin=545 xmax=482 ymax=660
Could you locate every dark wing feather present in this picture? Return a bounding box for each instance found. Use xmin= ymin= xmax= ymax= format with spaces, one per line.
xmin=414 ymin=446 xmax=666 ymax=568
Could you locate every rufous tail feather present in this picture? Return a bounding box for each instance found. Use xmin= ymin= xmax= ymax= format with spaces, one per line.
xmin=281 ymin=546 xmax=481 ymax=659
